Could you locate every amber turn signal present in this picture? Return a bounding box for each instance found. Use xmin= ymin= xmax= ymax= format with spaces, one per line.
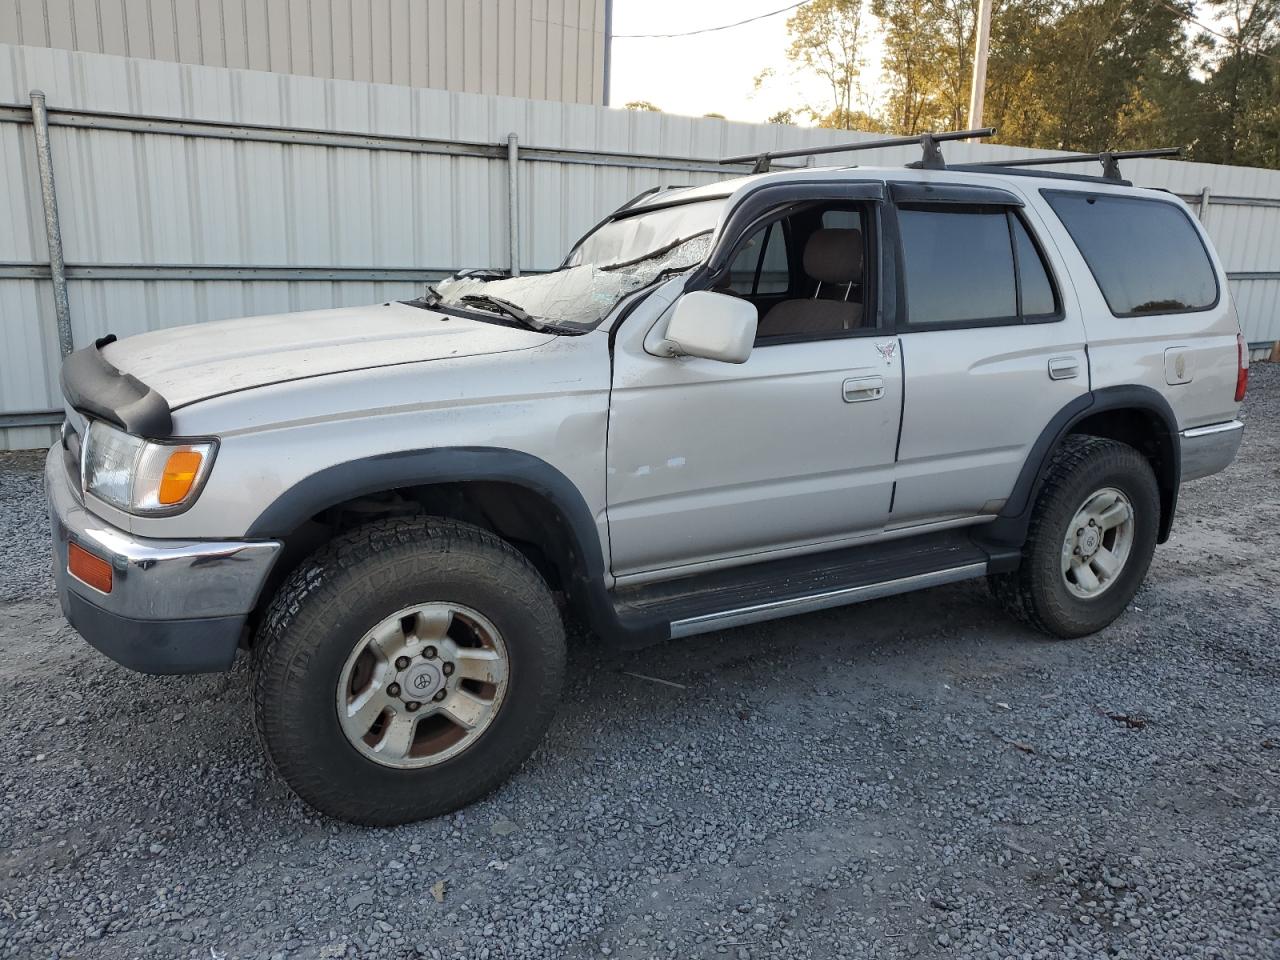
xmin=158 ymin=449 xmax=205 ymax=505
xmin=68 ymin=542 xmax=112 ymax=594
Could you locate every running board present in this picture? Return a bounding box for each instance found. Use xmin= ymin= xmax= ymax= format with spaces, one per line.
xmin=669 ymin=562 xmax=987 ymax=637
xmin=611 ymin=531 xmax=1007 ymax=643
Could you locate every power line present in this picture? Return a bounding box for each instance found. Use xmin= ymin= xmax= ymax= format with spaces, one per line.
xmin=612 ymin=1 xmax=811 ymax=39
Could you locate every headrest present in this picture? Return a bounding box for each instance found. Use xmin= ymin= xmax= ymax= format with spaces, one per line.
xmin=803 ymin=228 xmax=863 ymax=285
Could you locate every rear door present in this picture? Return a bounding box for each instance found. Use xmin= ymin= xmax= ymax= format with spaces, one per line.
xmin=1038 ymin=188 xmax=1240 ymax=430
xmin=888 ymin=181 xmax=1090 ymax=525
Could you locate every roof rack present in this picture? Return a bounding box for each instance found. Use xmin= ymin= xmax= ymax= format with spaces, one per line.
xmin=721 ymin=128 xmax=996 ymax=175
xmin=955 ymin=147 xmax=1183 ymax=182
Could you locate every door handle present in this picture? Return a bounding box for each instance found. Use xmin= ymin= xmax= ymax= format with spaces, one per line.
xmin=1048 ymin=356 xmax=1080 ymax=380
xmin=843 ymin=376 xmax=884 ymax=402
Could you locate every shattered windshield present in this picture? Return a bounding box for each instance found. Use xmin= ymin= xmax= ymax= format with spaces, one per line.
xmin=422 ymin=198 xmax=725 ymax=330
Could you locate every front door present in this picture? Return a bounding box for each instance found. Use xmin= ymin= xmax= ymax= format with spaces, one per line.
xmin=605 ymin=198 xmax=903 ymax=580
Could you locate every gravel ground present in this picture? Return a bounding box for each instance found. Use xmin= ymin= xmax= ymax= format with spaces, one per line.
xmin=1 ymin=366 xmax=1277 ymax=960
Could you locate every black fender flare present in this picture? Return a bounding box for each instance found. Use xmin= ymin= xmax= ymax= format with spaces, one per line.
xmin=245 ymin=447 xmax=640 ymax=645
xmin=979 ymin=385 xmax=1181 ymax=552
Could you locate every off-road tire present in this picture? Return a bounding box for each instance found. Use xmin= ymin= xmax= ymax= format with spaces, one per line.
xmin=253 ymin=517 xmax=565 ymax=826
xmin=989 ymin=435 xmax=1160 ymax=638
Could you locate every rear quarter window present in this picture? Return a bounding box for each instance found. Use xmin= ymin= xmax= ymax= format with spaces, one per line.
xmin=1042 ymin=191 xmax=1218 ymax=317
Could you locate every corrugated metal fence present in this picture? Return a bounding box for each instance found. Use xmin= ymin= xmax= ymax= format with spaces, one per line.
xmin=3 ymin=41 xmax=1279 ymax=450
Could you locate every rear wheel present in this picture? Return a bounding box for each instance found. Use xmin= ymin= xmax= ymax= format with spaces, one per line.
xmin=253 ymin=517 xmax=565 ymax=826
xmin=990 ymin=435 xmax=1159 ymax=638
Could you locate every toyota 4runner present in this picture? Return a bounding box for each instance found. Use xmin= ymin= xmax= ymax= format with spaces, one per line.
xmin=46 ymin=145 xmax=1248 ymax=825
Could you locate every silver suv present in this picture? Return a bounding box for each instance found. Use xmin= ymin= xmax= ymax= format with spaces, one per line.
xmin=45 ymin=144 xmax=1248 ymax=824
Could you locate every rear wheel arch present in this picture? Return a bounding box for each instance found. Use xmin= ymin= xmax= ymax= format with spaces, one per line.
xmin=984 ymin=386 xmax=1181 ymax=549
xmin=1065 ymin=403 xmax=1178 ymax=540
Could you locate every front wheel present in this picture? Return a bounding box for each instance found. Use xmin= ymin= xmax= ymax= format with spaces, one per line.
xmin=990 ymin=435 xmax=1160 ymax=638
xmin=253 ymin=517 xmax=566 ymax=826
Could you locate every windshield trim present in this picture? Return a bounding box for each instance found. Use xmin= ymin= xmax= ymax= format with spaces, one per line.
xmin=610 ymin=191 xmax=735 ymax=221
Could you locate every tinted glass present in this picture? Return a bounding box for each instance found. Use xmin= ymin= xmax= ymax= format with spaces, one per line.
xmin=756 ymin=223 xmax=790 ymax=293
xmin=899 ymin=207 xmax=1016 ymax=325
xmin=725 ymin=222 xmax=790 ymax=296
xmin=1045 ymin=192 xmax=1217 ymax=315
xmin=822 ymin=209 xmax=861 ymax=229
xmin=725 ymin=226 xmax=768 ymax=293
xmin=1012 ymin=216 xmax=1057 ymax=317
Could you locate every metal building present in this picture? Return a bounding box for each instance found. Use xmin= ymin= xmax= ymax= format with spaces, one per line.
xmin=1 ymin=35 xmax=1278 ymax=450
xmin=0 ymin=0 xmax=611 ymax=104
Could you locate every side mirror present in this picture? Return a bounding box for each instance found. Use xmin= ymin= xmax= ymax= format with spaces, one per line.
xmin=661 ymin=291 xmax=758 ymax=364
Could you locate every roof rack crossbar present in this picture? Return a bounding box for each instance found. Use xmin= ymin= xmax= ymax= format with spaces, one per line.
xmin=721 ymin=128 xmax=996 ymax=174
xmin=961 ymin=147 xmax=1183 ymax=181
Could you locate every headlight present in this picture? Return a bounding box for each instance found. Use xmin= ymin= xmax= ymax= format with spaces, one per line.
xmin=81 ymin=421 xmax=216 ymax=515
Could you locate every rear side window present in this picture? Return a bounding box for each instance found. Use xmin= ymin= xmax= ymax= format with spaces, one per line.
xmin=1011 ymin=216 xmax=1057 ymax=317
xmin=897 ymin=205 xmax=1059 ymax=327
xmin=1043 ymin=191 xmax=1218 ymax=316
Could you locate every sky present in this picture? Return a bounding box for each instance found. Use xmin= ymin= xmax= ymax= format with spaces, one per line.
xmin=609 ymin=0 xmax=887 ymax=124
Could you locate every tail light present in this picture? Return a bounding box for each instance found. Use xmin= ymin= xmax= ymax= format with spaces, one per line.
xmin=1235 ymin=333 xmax=1248 ymax=402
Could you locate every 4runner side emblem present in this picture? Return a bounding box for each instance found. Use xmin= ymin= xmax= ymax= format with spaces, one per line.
xmin=875 ymin=340 xmax=897 ymax=364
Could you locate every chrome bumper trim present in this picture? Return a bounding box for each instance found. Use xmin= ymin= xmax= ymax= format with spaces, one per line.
xmin=1179 ymin=419 xmax=1244 ymax=483
xmin=45 ymin=446 xmax=282 ymax=620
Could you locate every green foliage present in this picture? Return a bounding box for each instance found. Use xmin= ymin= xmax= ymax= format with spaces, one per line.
xmin=624 ymin=100 xmax=662 ymax=112
xmin=1193 ymin=0 xmax=1280 ymax=166
xmin=785 ymin=0 xmax=873 ymax=127
xmin=778 ymin=0 xmax=1280 ymax=168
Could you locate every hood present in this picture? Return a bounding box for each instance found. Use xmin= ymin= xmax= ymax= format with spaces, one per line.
xmin=100 ymin=302 xmax=554 ymax=409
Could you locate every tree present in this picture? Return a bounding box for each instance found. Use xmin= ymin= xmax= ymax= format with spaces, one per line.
xmin=1196 ymin=0 xmax=1280 ymax=165
xmin=624 ymin=100 xmax=662 ymax=112
xmin=703 ymin=112 xmax=727 ymax=119
xmin=872 ymin=0 xmax=946 ymax=133
xmin=767 ymin=109 xmax=797 ymax=125
xmin=784 ymin=0 xmax=870 ymax=129
xmin=775 ymin=0 xmax=1280 ymax=168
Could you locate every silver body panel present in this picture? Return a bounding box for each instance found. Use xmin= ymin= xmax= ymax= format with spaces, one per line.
xmin=609 ymin=300 xmax=904 ymax=578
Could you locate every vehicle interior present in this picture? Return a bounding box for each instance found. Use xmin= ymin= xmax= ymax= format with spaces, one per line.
xmin=715 ymin=201 xmax=874 ymax=342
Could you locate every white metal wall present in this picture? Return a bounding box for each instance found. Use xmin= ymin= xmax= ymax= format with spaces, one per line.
xmin=2 ymin=41 xmax=1279 ymax=450
xmin=0 ymin=0 xmax=607 ymax=104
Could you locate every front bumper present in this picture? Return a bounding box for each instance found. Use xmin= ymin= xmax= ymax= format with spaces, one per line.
xmin=1180 ymin=419 xmax=1244 ymax=483
xmin=45 ymin=447 xmax=282 ymax=674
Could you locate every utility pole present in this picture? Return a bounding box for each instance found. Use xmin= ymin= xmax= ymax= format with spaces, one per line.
xmin=967 ymin=0 xmax=994 ymax=132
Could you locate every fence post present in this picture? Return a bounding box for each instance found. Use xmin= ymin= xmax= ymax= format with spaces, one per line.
xmin=507 ymin=133 xmax=521 ymax=277
xmin=30 ymin=90 xmax=74 ymax=358
xmin=1198 ymin=186 xmax=1211 ymax=220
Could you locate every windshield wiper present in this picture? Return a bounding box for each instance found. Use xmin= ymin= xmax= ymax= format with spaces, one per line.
xmin=458 ymin=293 xmax=531 ymax=321
xmin=410 ymin=286 xmax=583 ymax=335
xmin=456 ymin=293 xmax=556 ymax=332
xmin=412 ymin=282 xmax=445 ymax=308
